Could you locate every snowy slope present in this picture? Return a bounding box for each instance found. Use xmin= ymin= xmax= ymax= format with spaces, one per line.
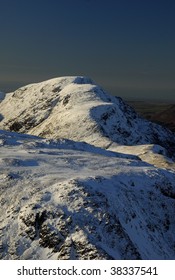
xmin=0 ymin=130 xmax=175 ymax=260
xmin=0 ymin=77 xmax=174 ymax=154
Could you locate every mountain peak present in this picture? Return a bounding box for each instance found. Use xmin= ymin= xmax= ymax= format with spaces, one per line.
xmin=0 ymin=76 xmax=175 ymax=171
xmin=0 ymin=76 xmax=174 ymax=155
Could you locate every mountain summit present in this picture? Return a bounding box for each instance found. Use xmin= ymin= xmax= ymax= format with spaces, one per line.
xmin=0 ymin=76 xmax=174 ymax=154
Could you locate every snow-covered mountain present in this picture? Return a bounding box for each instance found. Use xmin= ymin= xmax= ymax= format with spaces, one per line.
xmin=0 ymin=77 xmax=174 ymax=155
xmin=0 ymin=129 xmax=175 ymax=260
xmin=0 ymin=76 xmax=175 ymax=260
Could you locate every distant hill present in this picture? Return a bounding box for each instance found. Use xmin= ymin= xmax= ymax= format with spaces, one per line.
xmin=151 ymin=105 xmax=175 ymax=132
xmin=127 ymin=101 xmax=175 ymax=132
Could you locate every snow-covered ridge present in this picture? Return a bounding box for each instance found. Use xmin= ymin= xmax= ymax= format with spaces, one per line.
xmin=0 ymin=77 xmax=175 ymax=260
xmin=0 ymin=129 xmax=175 ymax=260
xmin=0 ymin=76 xmax=174 ymax=155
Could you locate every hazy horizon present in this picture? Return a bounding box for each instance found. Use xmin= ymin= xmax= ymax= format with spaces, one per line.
xmin=0 ymin=0 xmax=175 ymax=102
xmin=1 ymin=79 xmax=174 ymax=103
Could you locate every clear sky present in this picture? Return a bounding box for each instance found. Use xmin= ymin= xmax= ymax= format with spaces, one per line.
xmin=0 ymin=0 xmax=175 ymax=101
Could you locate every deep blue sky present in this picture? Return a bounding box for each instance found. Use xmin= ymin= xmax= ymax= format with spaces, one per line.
xmin=0 ymin=0 xmax=175 ymax=101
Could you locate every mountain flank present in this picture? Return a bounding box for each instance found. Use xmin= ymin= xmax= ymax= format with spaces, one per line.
xmin=0 ymin=77 xmax=175 ymax=260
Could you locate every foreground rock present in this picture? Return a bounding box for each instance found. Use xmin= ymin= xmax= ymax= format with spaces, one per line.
xmin=0 ymin=130 xmax=175 ymax=260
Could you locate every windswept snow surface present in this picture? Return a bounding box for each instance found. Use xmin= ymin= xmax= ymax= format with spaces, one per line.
xmin=0 ymin=130 xmax=175 ymax=260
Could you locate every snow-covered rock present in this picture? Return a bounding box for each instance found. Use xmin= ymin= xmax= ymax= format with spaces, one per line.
xmin=0 ymin=130 xmax=175 ymax=260
xmin=0 ymin=77 xmax=175 ymax=260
